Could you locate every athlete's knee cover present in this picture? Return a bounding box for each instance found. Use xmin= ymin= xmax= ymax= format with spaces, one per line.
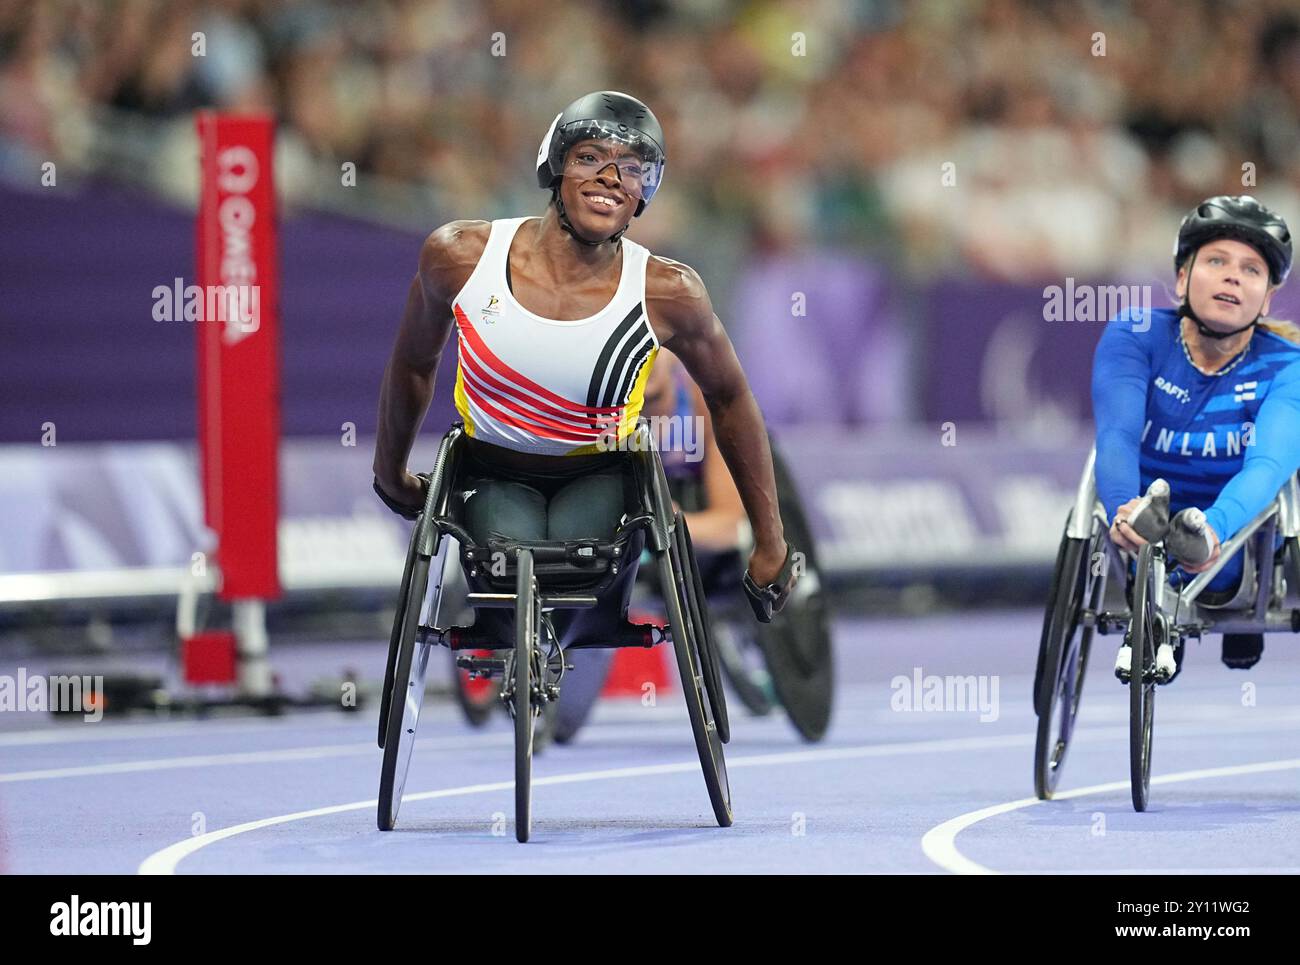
xmin=462 ymin=478 xmax=548 ymax=544
xmin=546 ymin=470 xmax=627 ymax=541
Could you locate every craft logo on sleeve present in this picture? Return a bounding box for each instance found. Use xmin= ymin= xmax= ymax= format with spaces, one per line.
xmin=49 ymin=895 xmax=151 ymax=946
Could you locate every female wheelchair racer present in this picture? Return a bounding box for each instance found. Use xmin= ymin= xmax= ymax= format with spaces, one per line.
xmin=1033 ymin=195 xmax=1300 ymax=809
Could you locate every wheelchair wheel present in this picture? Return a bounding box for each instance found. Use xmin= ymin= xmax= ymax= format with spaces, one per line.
xmin=713 ymin=619 xmax=777 ymax=717
xmin=1129 ymin=544 xmax=1157 ymax=812
xmin=513 ymin=549 xmax=540 ymax=842
xmin=676 ymin=516 xmax=730 ymax=744
xmin=751 ymin=444 xmax=833 ymax=741
xmin=1033 ymin=525 xmax=1102 ymax=799
xmin=378 ymin=524 xmax=420 ymax=749
xmin=660 ymin=515 xmax=732 ymax=827
xmin=377 ymin=537 xmax=436 ymax=831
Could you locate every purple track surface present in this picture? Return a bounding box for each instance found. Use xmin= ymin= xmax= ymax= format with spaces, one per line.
xmin=2 ymin=610 xmax=1299 ymax=874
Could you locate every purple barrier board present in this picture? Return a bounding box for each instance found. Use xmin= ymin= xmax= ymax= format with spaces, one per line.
xmin=0 ymin=429 xmax=1091 ymax=581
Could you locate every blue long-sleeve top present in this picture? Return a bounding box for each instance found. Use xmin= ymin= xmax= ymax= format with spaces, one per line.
xmin=1092 ymin=307 xmax=1300 ymax=542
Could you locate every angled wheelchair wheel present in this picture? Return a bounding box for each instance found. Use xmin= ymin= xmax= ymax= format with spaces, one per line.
xmin=1033 ymin=524 xmax=1102 ymax=800
xmin=1032 ymin=524 xmax=1071 ymax=720
xmin=754 ymin=447 xmax=833 ymax=741
xmin=660 ymin=515 xmax=732 ymax=827
xmin=379 ymin=524 xmax=420 ymax=749
xmin=713 ymin=618 xmax=777 ymax=717
xmin=513 ymin=549 xmax=539 ymax=842
xmin=675 ymin=516 xmax=730 ymax=744
xmin=1129 ymin=544 xmax=1157 ymax=812
xmin=377 ymin=536 xmax=440 ymax=831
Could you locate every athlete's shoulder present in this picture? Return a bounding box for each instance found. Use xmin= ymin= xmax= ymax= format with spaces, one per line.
xmin=418 ymin=220 xmax=491 ymax=302
xmin=645 ymin=255 xmax=715 ymax=340
xmin=423 ymin=219 xmax=491 ymax=266
xmin=646 ymin=255 xmax=712 ymax=313
xmin=1256 ymin=320 xmax=1300 ymax=354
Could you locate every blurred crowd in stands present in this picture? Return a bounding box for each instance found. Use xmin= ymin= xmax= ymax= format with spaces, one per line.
xmin=5 ymin=0 xmax=1300 ymax=282
xmin=5 ymin=0 xmax=1300 ymax=428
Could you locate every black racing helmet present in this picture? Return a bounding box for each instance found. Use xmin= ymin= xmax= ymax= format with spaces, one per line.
xmin=535 ymin=91 xmax=666 ymax=219
xmin=1174 ymin=195 xmax=1292 ymax=285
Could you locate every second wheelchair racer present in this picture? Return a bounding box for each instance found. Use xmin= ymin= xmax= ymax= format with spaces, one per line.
xmin=1093 ymin=195 xmax=1300 ymax=678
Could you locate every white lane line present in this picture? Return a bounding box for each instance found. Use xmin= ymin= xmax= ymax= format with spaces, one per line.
xmin=921 ymin=757 xmax=1300 ymax=875
xmin=138 ymin=731 xmax=1039 ymax=875
xmin=0 ymin=711 xmax=705 ymax=783
xmin=0 ymin=713 xmax=364 ymax=747
xmin=0 ymin=734 xmax=511 ymax=783
xmin=0 ymin=699 xmax=693 ymax=748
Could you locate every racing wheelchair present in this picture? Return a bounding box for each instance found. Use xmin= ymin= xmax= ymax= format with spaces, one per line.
xmin=376 ymin=422 xmax=731 ymax=841
xmin=1033 ymin=446 xmax=1300 ymax=811
xmin=495 ymin=435 xmax=834 ymax=746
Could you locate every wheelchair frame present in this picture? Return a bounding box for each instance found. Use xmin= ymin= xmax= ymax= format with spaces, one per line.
xmin=1035 ymin=445 xmax=1300 ymax=809
xmin=376 ymin=422 xmax=732 ymax=841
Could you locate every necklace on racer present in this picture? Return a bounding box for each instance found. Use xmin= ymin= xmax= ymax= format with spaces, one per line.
xmin=1179 ymin=324 xmax=1251 ymax=378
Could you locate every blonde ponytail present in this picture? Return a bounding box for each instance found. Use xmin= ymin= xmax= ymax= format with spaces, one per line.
xmin=1258 ymin=317 xmax=1300 ymax=344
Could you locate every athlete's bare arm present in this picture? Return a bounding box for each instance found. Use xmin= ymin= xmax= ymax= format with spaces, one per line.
xmin=373 ymin=220 xmax=488 ymax=507
xmin=645 ymin=256 xmax=787 ymax=584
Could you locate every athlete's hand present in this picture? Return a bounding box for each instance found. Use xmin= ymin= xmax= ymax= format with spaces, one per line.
xmin=1178 ymin=524 xmax=1221 ymax=573
xmin=743 ymin=541 xmax=802 ymax=623
xmin=1109 ymin=497 xmax=1150 ymax=554
xmin=747 ymin=540 xmax=788 ymax=586
xmin=373 ymin=470 xmax=428 ymax=520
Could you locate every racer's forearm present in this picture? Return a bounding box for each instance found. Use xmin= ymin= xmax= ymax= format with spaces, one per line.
xmin=373 ymin=275 xmax=444 ymax=484
xmin=706 ymin=390 xmax=784 ymax=551
xmin=373 ymin=355 xmax=436 ymax=484
xmin=1092 ymin=315 xmax=1152 ymax=521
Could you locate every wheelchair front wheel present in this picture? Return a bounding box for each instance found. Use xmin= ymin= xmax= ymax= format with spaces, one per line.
xmin=1129 ymin=544 xmax=1158 ymax=812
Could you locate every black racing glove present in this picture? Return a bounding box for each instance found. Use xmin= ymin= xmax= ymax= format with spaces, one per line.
xmin=742 ymin=542 xmax=802 ymax=624
xmin=372 ymin=473 xmax=429 ymax=521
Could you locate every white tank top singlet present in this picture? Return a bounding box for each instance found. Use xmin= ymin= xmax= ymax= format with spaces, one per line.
xmin=449 ymin=216 xmax=660 ymax=456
